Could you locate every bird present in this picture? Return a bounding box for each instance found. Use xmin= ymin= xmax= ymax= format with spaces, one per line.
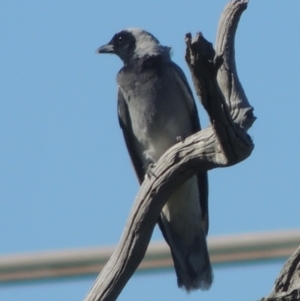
xmin=96 ymin=28 xmax=213 ymax=291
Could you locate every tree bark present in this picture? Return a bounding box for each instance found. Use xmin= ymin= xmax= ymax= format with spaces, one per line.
xmin=259 ymin=247 xmax=300 ymax=301
xmin=84 ymin=1 xmax=256 ymax=300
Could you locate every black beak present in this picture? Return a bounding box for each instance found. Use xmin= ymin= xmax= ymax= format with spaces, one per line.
xmin=96 ymin=43 xmax=114 ymax=54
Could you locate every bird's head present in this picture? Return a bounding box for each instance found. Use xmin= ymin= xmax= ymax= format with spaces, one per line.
xmin=96 ymin=28 xmax=171 ymax=64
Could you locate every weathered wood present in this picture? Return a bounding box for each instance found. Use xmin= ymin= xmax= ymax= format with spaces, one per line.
xmin=84 ymin=1 xmax=255 ymax=300
xmin=259 ymin=247 xmax=300 ymax=301
xmin=215 ymin=0 xmax=255 ymax=131
xmin=185 ymin=0 xmax=255 ymax=163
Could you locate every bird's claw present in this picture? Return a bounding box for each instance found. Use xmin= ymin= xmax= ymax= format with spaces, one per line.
xmin=176 ymin=136 xmax=185 ymax=143
xmin=146 ymin=163 xmax=157 ymax=179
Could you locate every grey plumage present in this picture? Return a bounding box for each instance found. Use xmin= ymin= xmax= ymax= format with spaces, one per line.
xmin=97 ymin=28 xmax=213 ymax=291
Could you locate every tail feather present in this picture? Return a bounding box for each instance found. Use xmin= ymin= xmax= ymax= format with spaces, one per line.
xmin=158 ymin=214 xmax=213 ymax=291
xmin=173 ymin=234 xmax=213 ymax=291
xmin=157 ymin=176 xmax=213 ymax=291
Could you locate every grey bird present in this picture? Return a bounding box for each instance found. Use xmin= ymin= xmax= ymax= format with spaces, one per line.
xmin=96 ymin=28 xmax=213 ymax=291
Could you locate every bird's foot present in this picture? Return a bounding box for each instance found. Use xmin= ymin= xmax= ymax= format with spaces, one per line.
xmin=176 ymin=136 xmax=185 ymax=143
xmin=146 ymin=162 xmax=157 ymax=179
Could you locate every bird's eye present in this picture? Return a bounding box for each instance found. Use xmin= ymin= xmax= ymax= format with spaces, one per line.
xmin=117 ymin=35 xmax=124 ymax=44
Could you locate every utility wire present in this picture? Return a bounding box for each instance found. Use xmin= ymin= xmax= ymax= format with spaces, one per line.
xmin=1 ymin=229 xmax=299 ymax=284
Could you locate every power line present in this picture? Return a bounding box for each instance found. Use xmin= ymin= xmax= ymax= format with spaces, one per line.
xmin=1 ymin=229 xmax=299 ymax=284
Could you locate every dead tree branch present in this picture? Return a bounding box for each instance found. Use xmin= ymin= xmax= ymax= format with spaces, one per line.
xmin=259 ymin=247 xmax=300 ymax=301
xmin=84 ymin=1 xmax=255 ymax=300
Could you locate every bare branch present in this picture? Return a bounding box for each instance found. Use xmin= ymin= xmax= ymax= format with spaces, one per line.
xmin=84 ymin=1 xmax=256 ymax=300
xmin=185 ymin=0 xmax=255 ymax=163
xmin=215 ymin=0 xmax=255 ymax=131
xmin=259 ymin=246 xmax=300 ymax=301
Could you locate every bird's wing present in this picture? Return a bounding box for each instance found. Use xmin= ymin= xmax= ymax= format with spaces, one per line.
xmin=169 ymin=62 xmax=202 ymax=133
xmin=117 ymin=87 xmax=145 ymax=184
xmin=168 ymin=62 xmax=209 ymax=235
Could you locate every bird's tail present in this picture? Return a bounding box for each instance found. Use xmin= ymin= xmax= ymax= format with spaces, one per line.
xmin=158 ymin=214 xmax=213 ymax=291
xmin=173 ymin=231 xmax=213 ymax=291
xmin=158 ymin=176 xmax=213 ymax=291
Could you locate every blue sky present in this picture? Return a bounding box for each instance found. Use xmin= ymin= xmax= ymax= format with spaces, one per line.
xmin=1 ymin=0 xmax=300 ymax=300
